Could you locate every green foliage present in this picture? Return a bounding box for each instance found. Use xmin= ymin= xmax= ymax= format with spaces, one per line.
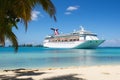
xmin=0 ymin=0 xmax=56 ymax=52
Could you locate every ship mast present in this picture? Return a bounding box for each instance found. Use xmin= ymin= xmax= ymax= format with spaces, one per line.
xmin=80 ymin=26 xmax=84 ymax=31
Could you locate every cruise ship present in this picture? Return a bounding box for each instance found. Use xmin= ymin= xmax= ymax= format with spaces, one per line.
xmin=43 ymin=26 xmax=105 ymax=48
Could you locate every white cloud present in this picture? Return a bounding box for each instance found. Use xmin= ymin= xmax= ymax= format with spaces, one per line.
xmin=65 ymin=5 xmax=80 ymax=15
xmin=65 ymin=12 xmax=71 ymax=15
xmin=31 ymin=10 xmax=43 ymax=21
xmin=102 ymin=39 xmax=120 ymax=47
xmin=66 ymin=6 xmax=80 ymax=11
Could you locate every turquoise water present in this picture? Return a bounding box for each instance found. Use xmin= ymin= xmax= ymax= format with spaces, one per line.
xmin=0 ymin=47 xmax=120 ymax=70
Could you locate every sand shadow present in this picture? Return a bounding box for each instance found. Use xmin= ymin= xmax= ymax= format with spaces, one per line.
xmin=15 ymin=71 xmax=45 ymax=76
xmin=44 ymin=74 xmax=86 ymax=80
xmin=0 ymin=75 xmax=33 ymax=80
xmin=1 ymin=68 xmax=45 ymax=80
xmin=1 ymin=69 xmax=86 ymax=80
xmin=4 ymin=68 xmax=26 ymax=72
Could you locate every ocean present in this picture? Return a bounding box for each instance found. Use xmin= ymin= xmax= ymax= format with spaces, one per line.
xmin=0 ymin=47 xmax=120 ymax=70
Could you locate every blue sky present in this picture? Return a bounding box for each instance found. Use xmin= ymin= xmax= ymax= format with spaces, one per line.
xmin=7 ymin=0 xmax=120 ymax=47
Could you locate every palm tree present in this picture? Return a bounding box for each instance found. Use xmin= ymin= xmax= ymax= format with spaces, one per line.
xmin=0 ymin=22 xmax=18 ymax=52
xmin=0 ymin=0 xmax=56 ymax=52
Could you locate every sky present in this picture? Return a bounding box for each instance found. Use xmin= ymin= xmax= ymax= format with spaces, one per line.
xmin=7 ymin=0 xmax=120 ymax=47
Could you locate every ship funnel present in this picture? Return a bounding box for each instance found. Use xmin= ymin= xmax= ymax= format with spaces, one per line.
xmin=50 ymin=28 xmax=59 ymax=35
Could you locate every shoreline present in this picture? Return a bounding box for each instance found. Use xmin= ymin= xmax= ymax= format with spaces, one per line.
xmin=0 ymin=65 xmax=120 ymax=80
xmin=1 ymin=64 xmax=120 ymax=70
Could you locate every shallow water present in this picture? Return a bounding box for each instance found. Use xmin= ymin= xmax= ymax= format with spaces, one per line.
xmin=0 ymin=47 xmax=120 ymax=70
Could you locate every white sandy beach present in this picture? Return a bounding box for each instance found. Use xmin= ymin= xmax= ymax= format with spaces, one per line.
xmin=0 ymin=65 xmax=120 ymax=80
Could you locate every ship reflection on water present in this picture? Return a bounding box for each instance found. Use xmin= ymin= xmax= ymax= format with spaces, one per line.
xmin=42 ymin=48 xmax=120 ymax=67
xmin=45 ymin=49 xmax=96 ymax=67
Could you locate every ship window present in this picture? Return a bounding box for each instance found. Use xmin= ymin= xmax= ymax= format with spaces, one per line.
xmin=65 ymin=40 xmax=67 ymax=42
xmin=77 ymin=39 xmax=79 ymax=41
xmin=73 ymin=39 xmax=76 ymax=41
xmin=70 ymin=39 xmax=72 ymax=41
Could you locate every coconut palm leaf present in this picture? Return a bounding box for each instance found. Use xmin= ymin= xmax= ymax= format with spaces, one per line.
xmin=6 ymin=28 xmax=18 ymax=52
xmin=37 ymin=0 xmax=56 ymax=20
xmin=0 ymin=0 xmax=56 ymax=52
xmin=0 ymin=23 xmax=18 ymax=52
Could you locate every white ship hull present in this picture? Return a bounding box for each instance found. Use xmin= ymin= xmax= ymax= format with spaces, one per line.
xmin=43 ymin=27 xmax=105 ymax=49
xmin=43 ymin=40 xmax=105 ymax=49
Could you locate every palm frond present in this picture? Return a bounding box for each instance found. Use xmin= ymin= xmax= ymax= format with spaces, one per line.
xmin=5 ymin=26 xmax=18 ymax=52
xmin=38 ymin=0 xmax=56 ymax=21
